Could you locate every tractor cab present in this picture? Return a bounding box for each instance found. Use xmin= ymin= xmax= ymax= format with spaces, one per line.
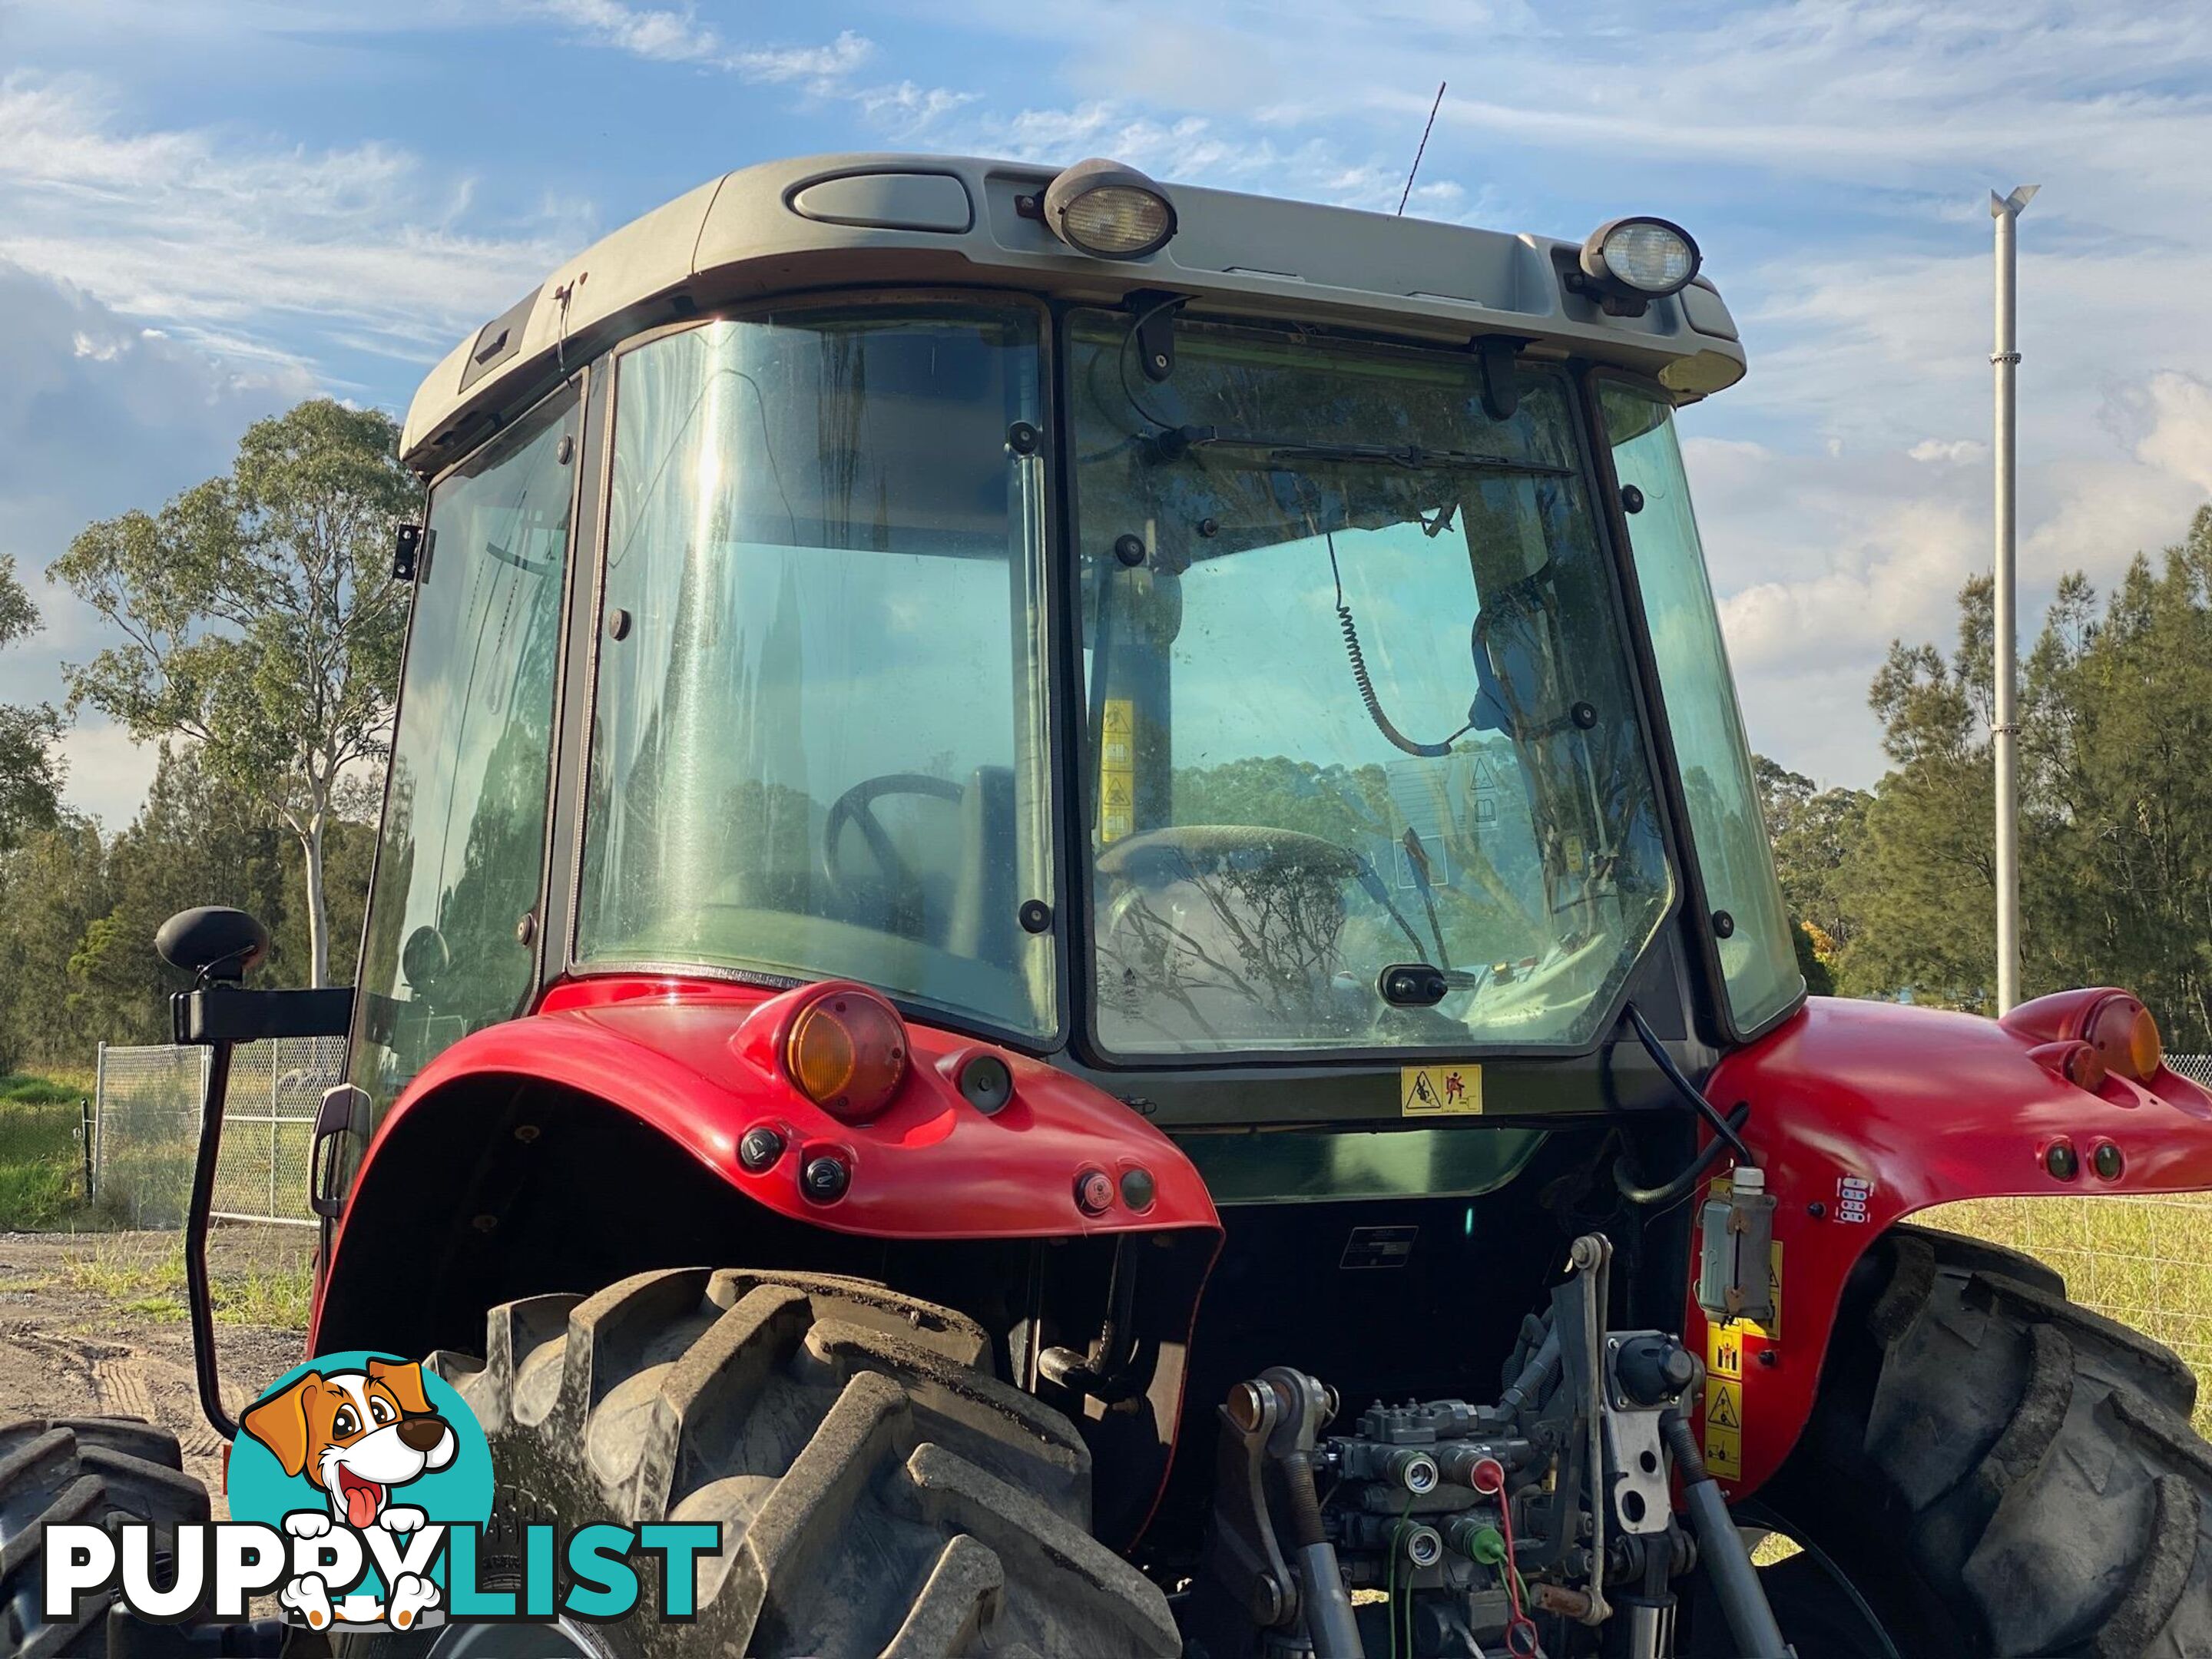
xmin=348 ymin=156 xmax=1796 ymax=1145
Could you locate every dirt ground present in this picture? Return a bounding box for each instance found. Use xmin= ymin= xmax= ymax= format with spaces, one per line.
xmin=0 ymin=1229 xmax=311 ymax=1515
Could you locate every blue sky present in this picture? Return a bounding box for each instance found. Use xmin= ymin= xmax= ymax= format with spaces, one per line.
xmin=4 ymin=0 xmax=2210 ymax=823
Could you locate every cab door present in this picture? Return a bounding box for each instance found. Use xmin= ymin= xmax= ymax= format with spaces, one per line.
xmin=345 ymin=382 xmax=584 ymax=1131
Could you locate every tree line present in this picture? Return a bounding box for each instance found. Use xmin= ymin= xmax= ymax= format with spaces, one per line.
xmin=0 ymin=748 xmax=376 ymax=1071
xmin=0 ymin=393 xmax=2207 ymax=1068
xmin=1761 ymin=502 xmax=2212 ymax=1051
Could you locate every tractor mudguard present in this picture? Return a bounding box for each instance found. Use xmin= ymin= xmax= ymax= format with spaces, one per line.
xmin=1688 ymin=991 xmax=2212 ymax=1495
xmin=314 ymin=974 xmax=1221 ymax=1348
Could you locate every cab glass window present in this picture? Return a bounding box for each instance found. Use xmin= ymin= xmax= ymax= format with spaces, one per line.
xmin=349 ymin=386 xmax=578 ymax=1114
xmin=576 ymin=305 xmax=1054 ymax=1038
xmin=1070 ymin=313 xmax=1675 ymax=1055
xmin=1601 ymin=382 xmax=1800 ymax=1030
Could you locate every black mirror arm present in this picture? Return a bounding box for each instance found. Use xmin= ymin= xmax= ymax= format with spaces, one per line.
xmin=156 ymin=907 xmax=355 ymax=1442
xmin=181 ymin=1038 xmax=239 ymax=1442
xmin=164 ymin=981 xmax=355 ymax=1441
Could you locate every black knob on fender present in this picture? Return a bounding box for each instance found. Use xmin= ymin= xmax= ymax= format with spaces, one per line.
xmin=738 ymin=1126 xmax=786 ymax=1173
xmin=801 ymin=1153 xmax=851 ymax=1203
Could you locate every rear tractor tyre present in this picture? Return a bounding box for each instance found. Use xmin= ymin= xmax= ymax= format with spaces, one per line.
xmin=0 ymin=1419 xmax=211 ymax=1657
xmin=431 ymin=1267 xmax=1181 ymax=1659
xmin=1757 ymin=1224 xmax=2212 ymax=1657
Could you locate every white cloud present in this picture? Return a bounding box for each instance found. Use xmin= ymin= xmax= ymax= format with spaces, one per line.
xmin=1732 ymin=661 xmax=1884 ymax=790
xmin=1684 ymin=348 xmax=2212 ymax=783
xmin=528 ymin=0 xmax=724 ymax=63
xmin=2125 ymin=371 xmax=2212 ymax=497
xmin=0 ymin=262 xmax=301 ymax=822
xmin=727 ymin=31 xmax=873 ymax=84
xmin=1909 ymin=439 xmax=1986 ymax=465
xmin=856 ymin=82 xmax=982 ymax=132
xmin=0 ymin=73 xmax=584 ymax=375
xmin=51 ymin=718 xmax=157 ymax=830
xmin=518 ymin=3 xmax=873 ymax=86
xmin=1690 ymin=435 xmax=1985 ymax=676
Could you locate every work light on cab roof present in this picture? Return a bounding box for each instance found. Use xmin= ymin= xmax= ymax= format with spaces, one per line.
xmin=1572 ymin=215 xmax=1701 ymax=316
xmin=1038 ymin=157 xmax=1178 ymax=259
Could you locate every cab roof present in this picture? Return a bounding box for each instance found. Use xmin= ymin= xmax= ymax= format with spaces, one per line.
xmin=402 ymin=152 xmax=1746 ymax=475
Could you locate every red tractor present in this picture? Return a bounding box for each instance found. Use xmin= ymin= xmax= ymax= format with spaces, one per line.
xmin=14 ymin=154 xmax=2212 ymax=1658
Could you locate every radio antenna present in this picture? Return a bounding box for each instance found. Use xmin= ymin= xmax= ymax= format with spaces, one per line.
xmin=1396 ymin=81 xmax=1447 ymax=216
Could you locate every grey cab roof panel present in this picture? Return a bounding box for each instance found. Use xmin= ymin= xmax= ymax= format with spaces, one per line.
xmin=402 ymin=153 xmax=1747 ymax=472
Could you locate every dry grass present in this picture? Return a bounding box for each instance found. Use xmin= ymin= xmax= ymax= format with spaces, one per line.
xmin=1921 ymin=1194 xmax=2212 ymax=1434
xmin=57 ymin=1230 xmax=313 ymax=1330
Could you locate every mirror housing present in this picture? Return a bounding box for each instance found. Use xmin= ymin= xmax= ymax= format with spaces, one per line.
xmin=155 ymin=906 xmax=270 ymax=984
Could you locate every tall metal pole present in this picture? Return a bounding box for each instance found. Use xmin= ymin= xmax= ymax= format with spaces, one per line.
xmin=1990 ymin=184 xmax=2037 ymax=1013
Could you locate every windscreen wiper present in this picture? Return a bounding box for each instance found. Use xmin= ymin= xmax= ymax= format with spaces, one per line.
xmin=1144 ymin=423 xmax=1575 ymax=476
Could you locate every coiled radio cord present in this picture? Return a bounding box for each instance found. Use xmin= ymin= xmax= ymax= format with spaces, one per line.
xmin=1329 ymin=531 xmax=1472 ymax=759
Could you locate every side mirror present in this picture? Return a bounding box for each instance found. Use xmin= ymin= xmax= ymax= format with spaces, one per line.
xmin=156 ymin=906 xmax=270 ymax=984
xmin=402 ymin=924 xmax=451 ymax=992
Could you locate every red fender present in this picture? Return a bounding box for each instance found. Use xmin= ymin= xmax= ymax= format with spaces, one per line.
xmin=317 ymin=975 xmax=1220 ymax=1337
xmin=1688 ymin=993 xmax=2212 ymax=1495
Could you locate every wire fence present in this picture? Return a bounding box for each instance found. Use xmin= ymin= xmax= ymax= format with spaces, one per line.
xmin=92 ymin=1037 xmax=346 ymax=1229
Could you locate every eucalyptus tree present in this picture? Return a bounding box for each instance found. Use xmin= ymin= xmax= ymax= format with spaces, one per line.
xmin=0 ymin=556 xmax=63 ymax=851
xmin=51 ymin=400 xmax=413 ymax=987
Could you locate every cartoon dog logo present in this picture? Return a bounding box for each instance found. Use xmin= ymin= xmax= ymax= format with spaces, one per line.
xmin=240 ymin=1358 xmax=458 ymax=1628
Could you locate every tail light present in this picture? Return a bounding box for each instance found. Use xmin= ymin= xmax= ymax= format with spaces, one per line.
xmin=2085 ymin=995 xmax=2164 ymax=1084
xmin=2004 ymin=987 xmax=2166 ymax=1087
xmin=784 ymin=989 xmax=908 ymax=1121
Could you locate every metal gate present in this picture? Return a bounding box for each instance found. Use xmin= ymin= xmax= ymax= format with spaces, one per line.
xmin=93 ymin=1037 xmax=346 ymax=1228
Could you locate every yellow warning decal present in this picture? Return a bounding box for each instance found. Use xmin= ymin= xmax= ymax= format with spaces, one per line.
xmin=1100 ymin=700 xmax=1135 ymax=843
xmin=1704 ymin=1323 xmax=1744 ymax=1480
xmin=1401 ymin=1065 xmax=1482 ymax=1117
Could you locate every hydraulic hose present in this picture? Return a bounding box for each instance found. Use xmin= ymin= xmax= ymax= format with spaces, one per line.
xmin=1498 ymin=1327 xmax=1561 ymax=1416
xmin=1282 ymin=1451 xmax=1365 ymax=1659
xmin=1624 ymin=1002 xmax=1755 ymax=1167
xmin=1614 ymin=1102 xmax=1752 ymax=1208
xmin=1662 ymin=1412 xmax=1791 ymax=1657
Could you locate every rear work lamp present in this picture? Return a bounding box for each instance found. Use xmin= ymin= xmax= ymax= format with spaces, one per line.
xmin=1568 ymin=216 xmax=1701 ymax=316
xmin=1033 ymin=158 xmax=1178 ymax=260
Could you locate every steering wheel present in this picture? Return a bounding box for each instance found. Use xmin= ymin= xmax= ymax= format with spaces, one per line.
xmin=820 ymin=773 xmax=966 ymax=932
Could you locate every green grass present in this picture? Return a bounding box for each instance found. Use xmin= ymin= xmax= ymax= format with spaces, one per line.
xmin=0 ymin=1075 xmax=94 ymax=1230
xmin=61 ymin=1234 xmax=313 ymax=1329
xmin=0 ymin=1073 xmax=94 ymax=1107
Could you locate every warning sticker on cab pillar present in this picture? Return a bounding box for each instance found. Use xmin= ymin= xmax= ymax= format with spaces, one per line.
xmin=1704 ymin=1323 xmax=1745 ymax=1480
xmin=1401 ymin=1065 xmax=1482 ymax=1116
xmin=1100 ymin=700 xmax=1134 ymax=843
